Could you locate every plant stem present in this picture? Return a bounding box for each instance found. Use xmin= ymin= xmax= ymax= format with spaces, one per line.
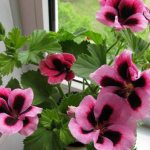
xmin=68 ymin=81 xmax=72 ymax=94
xmin=84 ymin=78 xmax=93 ymax=92
xmin=57 ymin=84 xmax=65 ymax=98
xmin=106 ymin=40 xmax=118 ymax=53
xmin=83 ymin=79 xmax=85 ymax=91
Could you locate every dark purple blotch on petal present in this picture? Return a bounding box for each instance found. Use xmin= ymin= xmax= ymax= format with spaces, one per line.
xmin=23 ymin=117 xmax=29 ymax=127
xmin=105 ymin=12 xmax=115 ymax=22
xmin=87 ymin=108 xmax=97 ymax=127
xmin=132 ymin=76 xmax=145 ymax=88
xmin=117 ymin=61 xmax=129 ymax=80
xmin=125 ymin=18 xmax=138 ymax=25
xmin=128 ymin=91 xmax=142 ymax=110
xmin=81 ymin=129 xmax=94 ymax=134
xmin=5 ymin=117 xmax=18 ymax=126
xmin=97 ymin=135 xmax=104 ymax=144
xmin=98 ymin=105 xmax=113 ymax=123
xmin=13 ymin=94 xmax=25 ymax=114
xmin=120 ymin=5 xmax=136 ymax=20
xmin=0 ymin=94 xmax=8 ymax=101
xmin=104 ymin=130 xmax=121 ymax=145
xmin=101 ymin=76 xmax=123 ymax=87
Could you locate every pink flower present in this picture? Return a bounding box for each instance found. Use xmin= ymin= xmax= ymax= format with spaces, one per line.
xmin=96 ymin=0 xmax=148 ymax=32
xmin=68 ymin=94 xmax=136 ymax=150
xmin=40 ymin=53 xmax=76 ymax=84
xmin=67 ymin=106 xmax=76 ymax=117
xmin=0 ymin=88 xmax=42 ymax=136
xmin=144 ymin=5 xmax=150 ymax=23
xmin=90 ymin=50 xmax=150 ymax=120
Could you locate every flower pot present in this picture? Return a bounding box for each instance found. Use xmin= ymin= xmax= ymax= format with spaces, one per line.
xmin=67 ymin=142 xmax=86 ymax=150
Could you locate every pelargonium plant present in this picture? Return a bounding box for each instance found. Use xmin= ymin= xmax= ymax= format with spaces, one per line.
xmin=0 ymin=0 xmax=150 ymax=150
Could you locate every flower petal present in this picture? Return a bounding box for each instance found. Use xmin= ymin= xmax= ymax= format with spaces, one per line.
xmin=68 ymin=118 xmax=95 ymax=144
xmin=93 ymin=131 xmax=113 ymax=150
xmin=96 ymin=6 xmax=117 ymax=27
xmin=132 ymin=69 xmax=150 ymax=94
xmin=63 ymin=53 xmax=76 ymax=65
xmin=119 ymin=0 xmax=144 ymax=20
xmin=65 ymin=71 xmax=75 ymax=81
xmin=39 ymin=60 xmax=59 ymax=76
xmin=8 ymin=88 xmax=33 ymax=114
xmin=0 ymin=113 xmax=23 ymax=135
xmin=0 ymin=87 xmax=11 ymax=102
xmin=104 ymin=125 xmax=135 ymax=150
xmin=127 ymin=88 xmax=150 ymax=120
xmin=114 ymin=50 xmax=138 ymax=81
xmin=48 ymin=72 xmax=66 ymax=84
xmin=95 ymin=93 xmax=131 ymax=124
xmin=45 ymin=53 xmax=64 ymax=69
xmin=124 ymin=13 xmax=148 ymax=32
xmin=90 ymin=65 xmax=123 ymax=87
xmin=19 ymin=106 xmax=42 ymax=119
xmin=75 ymin=95 xmax=96 ymax=130
xmin=0 ymin=98 xmax=10 ymax=114
xmin=19 ymin=116 xmax=39 ymax=136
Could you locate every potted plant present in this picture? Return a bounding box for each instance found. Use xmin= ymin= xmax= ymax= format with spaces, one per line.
xmin=0 ymin=0 xmax=150 ymax=149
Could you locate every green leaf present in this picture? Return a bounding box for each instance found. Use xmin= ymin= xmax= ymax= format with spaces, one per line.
xmin=18 ymin=51 xmax=43 ymax=64
xmin=40 ymin=109 xmax=60 ymax=128
xmin=74 ymin=28 xmax=103 ymax=44
xmin=6 ymin=78 xmax=21 ymax=89
xmin=59 ymin=92 xmax=84 ymax=113
xmin=21 ymin=70 xmax=59 ymax=105
xmin=59 ymin=124 xmax=74 ymax=145
xmin=60 ymin=40 xmax=90 ymax=58
xmin=0 ymin=54 xmax=19 ymax=75
xmin=0 ymin=23 xmax=5 ymax=41
xmin=4 ymin=28 xmax=27 ymax=54
xmin=28 ymin=30 xmax=61 ymax=52
xmin=120 ymin=29 xmax=149 ymax=53
xmin=72 ymin=44 xmax=106 ymax=78
xmin=86 ymin=143 xmax=95 ymax=150
xmin=24 ymin=127 xmax=62 ymax=150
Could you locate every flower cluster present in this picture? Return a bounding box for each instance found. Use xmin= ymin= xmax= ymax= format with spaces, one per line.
xmin=97 ymin=0 xmax=149 ymax=32
xmin=68 ymin=50 xmax=150 ymax=150
xmin=0 ymin=88 xmax=42 ymax=136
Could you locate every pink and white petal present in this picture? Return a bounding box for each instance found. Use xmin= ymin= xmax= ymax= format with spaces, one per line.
xmin=0 ymin=98 xmax=10 ymax=114
xmin=124 ymin=13 xmax=148 ymax=32
xmin=93 ymin=131 xmax=113 ymax=150
xmin=76 ymin=95 xmax=96 ymax=130
xmin=132 ymin=69 xmax=150 ymax=94
xmin=105 ymin=125 xmax=136 ymax=150
xmin=114 ymin=50 xmax=139 ymax=81
xmin=114 ymin=16 xmax=123 ymax=30
xmin=0 ymin=87 xmax=11 ymax=101
xmin=8 ymin=88 xmax=33 ymax=114
xmin=144 ymin=6 xmax=150 ymax=22
xmin=48 ymin=72 xmax=66 ymax=84
xmin=0 ymin=113 xmax=23 ymax=135
xmin=94 ymin=93 xmax=131 ymax=125
xmin=127 ymin=88 xmax=150 ymax=120
xmin=65 ymin=71 xmax=75 ymax=81
xmin=39 ymin=60 xmax=59 ymax=76
xmin=19 ymin=106 xmax=42 ymax=119
xmin=90 ymin=65 xmax=123 ymax=87
xmin=45 ymin=53 xmax=64 ymax=69
xmin=67 ymin=106 xmax=77 ymax=117
xmin=19 ymin=116 xmax=39 ymax=136
xmin=96 ymin=6 xmax=117 ymax=27
xmin=68 ymin=118 xmax=95 ymax=144
xmin=63 ymin=53 xmax=76 ymax=65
